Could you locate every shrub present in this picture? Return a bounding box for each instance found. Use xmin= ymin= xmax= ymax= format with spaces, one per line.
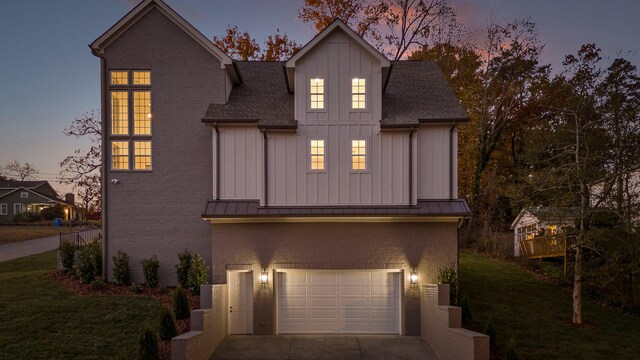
xmin=175 ymin=249 xmax=192 ymax=289
xmin=159 ymin=306 xmax=177 ymax=340
xmin=112 ymin=250 xmax=131 ymax=285
xmin=173 ymin=286 xmax=191 ymax=320
xmin=460 ymin=293 xmax=472 ymax=325
xmin=484 ymin=317 xmax=497 ymax=351
xmin=91 ymin=278 xmax=106 ymax=290
xmin=86 ymin=240 xmax=102 ymax=276
xmin=437 ymin=265 xmax=458 ymax=305
xmin=141 ymin=255 xmax=160 ymax=288
xmin=59 ymin=240 xmax=76 ymax=271
xmin=76 ymin=247 xmax=97 ymax=283
xmin=137 ymin=325 xmax=159 ymax=360
xmin=40 ymin=204 xmax=65 ymax=220
xmin=156 ymin=286 xmax=169 ymax=295
xmin=187 ymin=254 xmax=208 ymax=294
xmin=131 ymin=283 xmax=144 ymax=293
xmin=504 ymin=337 xmax=519 ymax=360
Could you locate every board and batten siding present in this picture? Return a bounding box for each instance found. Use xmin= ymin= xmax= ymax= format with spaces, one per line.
xmin=214 ymin=126 xmax=263 ymax=200
xmin=417 ymin=124 xmax=458 ymax=199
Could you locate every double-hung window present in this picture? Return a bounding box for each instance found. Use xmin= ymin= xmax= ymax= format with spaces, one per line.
xmin=109 ymin=70 xmax=152 ymax=171
xmin=351 ymin=140 xmax=367 ymax=170
xmin=310 ymin=140 xmax=325 ymax=170
xmin=351 ymin=78 xmax=366 ymax=109
xmin=0 ymin=204 xmax=7 ymax=216
xmin=310 ymin=78 xmax=324 ymax=110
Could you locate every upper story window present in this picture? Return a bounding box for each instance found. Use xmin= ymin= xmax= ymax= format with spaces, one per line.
xmin=20 ymin=192 xmax=28 ymax=199
xmin=109 ymin=70 xmax=152 ymax=171
xmin=351 ymin=78 xmax=366 ymax=109
xmin=310 ymin=78 xmax=325 ymax=110
xmin=310 ymin=140 xmax=325 ymax=170
xmin=351 ymin=140 xmax=366 ymax=170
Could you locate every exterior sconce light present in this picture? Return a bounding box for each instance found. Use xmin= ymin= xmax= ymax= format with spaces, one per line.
xmin=410 ymin=269 xmax=418 ymax=287
xmin=261 ymin=269 xmax=268 ymax=286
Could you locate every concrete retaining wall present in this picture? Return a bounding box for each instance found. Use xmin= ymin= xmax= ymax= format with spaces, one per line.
xmin=421 ymin=284 xmax=489 ymax=360
xmin=172 ymin=284 xmax=228 ymax=360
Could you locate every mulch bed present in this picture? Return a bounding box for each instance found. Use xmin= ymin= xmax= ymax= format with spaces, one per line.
xmin=48 ymin=271 xmax=200 ymax=360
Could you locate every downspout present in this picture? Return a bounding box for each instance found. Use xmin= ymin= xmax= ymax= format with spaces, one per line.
xmin=408 ymin=129 xmax=416 ymax=206
xmin=92 ymin=49 xmax=108 ymax=279
xmin=263 ymin=130 xmax=268 ymax=206
xmin=214 ymin=123 xmax=220 ymax=200
xmin=449 ymin=124 xmax=456 ymax=200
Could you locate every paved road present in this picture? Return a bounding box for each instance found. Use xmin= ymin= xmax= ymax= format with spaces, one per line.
xmin=0 ymin=229 xmax=100 ymax=262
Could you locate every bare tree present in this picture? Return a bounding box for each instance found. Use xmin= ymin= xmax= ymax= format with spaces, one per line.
xmin=59 ymin=110 xmax=102 ymax=213
xmin=4 ymin=160 xmax=38 ymax=181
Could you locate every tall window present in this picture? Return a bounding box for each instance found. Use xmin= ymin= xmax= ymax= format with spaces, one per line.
xmin=109 ymin=70 xmax=152 ymax=171
xmin=111 ymin=141 xmax=129 ymax=170
xmin=351 ymin=140 xmax=366 ymax=170
xmin=351 ymin=78 xmax=366 ymax=109
xmin=13 ymin=203 xmax=22 ymax=215
xmin=310 ymin=78 xmax=324 ymax=109
xmin=310 ymin=140 xmax=325 ymax=170
xmin=0 ymin=204 xmax=7 ymax=215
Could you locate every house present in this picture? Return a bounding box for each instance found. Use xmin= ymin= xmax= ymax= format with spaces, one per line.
xmin=0 ymin=180 xmax=79 ymax=224
xmin=590 ymin=166 xmax=640 ymax=226
xmin=91 ymin=0 xmax=481 ymax=347
xmin=511 ymin=206 xmax=577 ymax=257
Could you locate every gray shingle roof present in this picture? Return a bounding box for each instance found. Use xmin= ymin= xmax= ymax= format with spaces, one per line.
xmin=0 ymin=181 xmax=47 ymax=188
xmin=381 ymin=61 xmax=468 ymax=127
xmin=203 ymin=61 xmax=295 ymax=129
xmin=202 ymin=60 xmax=468 ymax=129
xmin=203 ymin=199 xmax=470 ymax=218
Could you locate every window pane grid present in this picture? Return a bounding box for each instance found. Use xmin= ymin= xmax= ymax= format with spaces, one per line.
xmin=310 ymin=140 xmax=325 ymax=170
xmin=111 ymin=141 xmax=129 ymax=170
xmin=351 ymin=78 xmax=366 ymax=109
xmin=111 ymin=91 xmax=129 ymax=135
xmin=310 ymin=78 xmax=324 ymax=109
xmin=351 ymin=140 xmax=366 ymax=170
xmin=133 ymin=71 xmax=151 ymax=85
xmin=134 ymin=91 xmax=151 ymax=135
xmin=134 ymin=141 xmax=152 ymax=170
xmin=110 ymin=71 xmax=128 ymax=85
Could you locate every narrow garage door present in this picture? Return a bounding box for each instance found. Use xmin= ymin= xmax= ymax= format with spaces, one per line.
xmin=277 ymin=271 xmax=400 ymax=334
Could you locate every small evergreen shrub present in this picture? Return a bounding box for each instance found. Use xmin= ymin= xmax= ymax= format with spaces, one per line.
xmin=504 ymin=337 xmax=519 ymax=360
xmin=437 ymin=265 xmax=458 ymax=305
xmin=159 ymin=306 xmax=177 ymax=340
xmin=175 ymin=249 xmax=192 ymax=289
xmin=187 ymin=254 xmax=208 ymax=294
xmin=173 ymin=286 xmax=191 ymax=320
xmin=112 ymin=250 xmax=131 ymax=285
xmin=91 ymin=278 xmax=106 ymax=290
xmin=484 ymin=317 xmax=497 ymax=351
xmin=59 ymin=240 xmax=76 ymax=271
xmin=40 ymin=204 xmax=65 ymax=220
xmin=86 ymin=240 xmax=102 ymax=276
xmin=155 ymin=286 xmax=169 ymax=295
xmin=137 ymin=325 xmax=159 ymax=360
xmin=141 ymin=255 xmax=160 ymax=289
xmin=76 ymin=247 xmax=97 ymax=283
xmin=131 ymin=283 xmax=144 ymax=293
xmin=460 ymin=293 xmax=472 ymax=325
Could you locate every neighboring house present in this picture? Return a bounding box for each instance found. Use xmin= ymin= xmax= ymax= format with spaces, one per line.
xmin=511 ymin=206 xmax=577 ymax=257
xmin=91 ymin=0 xmax=471 ymax=337
xmin=590 ymin=166 xmax=640 ymax=226
xmin=0 ymin=180 xmax=79 ymax=224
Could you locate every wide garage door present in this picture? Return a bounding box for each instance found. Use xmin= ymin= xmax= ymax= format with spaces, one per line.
xmin=277 ymin=270 xmax=401 ymax=334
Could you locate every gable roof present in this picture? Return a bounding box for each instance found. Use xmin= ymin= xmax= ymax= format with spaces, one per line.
xmin=203 ymin=62 xmax=295 ymax=129
xmin=0 ymin=180 xmax=48 ymax=189
xmin=511 ymin=207 xmax=579 ymax=229
xmin=284 ymin=19 xmax=390 ymax=92
xmin=90 ymin=0 xmax=238 ymax=82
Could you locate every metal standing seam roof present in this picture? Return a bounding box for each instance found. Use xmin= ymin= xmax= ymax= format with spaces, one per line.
xmin=203 ymin=199 xmax=470 ymax=218
xmin=202 ymin=60 xmax=469 ymax=129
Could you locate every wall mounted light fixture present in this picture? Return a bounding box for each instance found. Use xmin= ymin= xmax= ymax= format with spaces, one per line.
xmin=261 ymin=268 xmax=268 ymax=286
xmin=410 ymin=269 xmax=418 ymax=287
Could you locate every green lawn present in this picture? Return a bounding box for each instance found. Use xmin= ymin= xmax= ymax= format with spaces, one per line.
xmin=460 ymin=251 xmax=640 ymax=360
xmin=0 ymin=251 xmax=160 ymax=359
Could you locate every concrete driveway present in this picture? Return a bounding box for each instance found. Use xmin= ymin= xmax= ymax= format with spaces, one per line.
xmin=211 ymin=335 xmax=439 ymax=360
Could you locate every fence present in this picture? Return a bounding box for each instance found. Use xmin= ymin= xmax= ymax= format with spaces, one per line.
xmin=59 ymin=225 xmax=101 ymax=249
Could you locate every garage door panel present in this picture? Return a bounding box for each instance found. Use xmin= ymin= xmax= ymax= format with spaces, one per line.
xmin=278 ymin=271 xmax=400 ymax=334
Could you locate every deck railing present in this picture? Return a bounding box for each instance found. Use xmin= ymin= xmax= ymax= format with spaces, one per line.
xmin=59 ymin=225 xmax=101 ymax=249
xmin=517 ymin=235 xmax=566 ymax=259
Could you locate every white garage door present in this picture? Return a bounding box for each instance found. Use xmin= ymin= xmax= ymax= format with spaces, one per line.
xmin=277 ymin=270 xmax=401 ymax=334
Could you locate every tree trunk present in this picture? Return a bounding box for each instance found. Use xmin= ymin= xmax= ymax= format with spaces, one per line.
xmin=572 ymin=244 xmax=583 ymax=324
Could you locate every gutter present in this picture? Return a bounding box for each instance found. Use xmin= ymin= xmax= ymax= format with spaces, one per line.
xmin=214 ymin=123 xmax=220 ymax=200
xmin=90 ymin=46 xmax=109 ymax=279
xmin=262 ymin=130 xmax=268 ymax=206
xmin=449 ymin=124 xmax=456 ymax=200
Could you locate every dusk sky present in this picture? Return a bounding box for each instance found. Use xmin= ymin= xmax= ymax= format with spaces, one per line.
xmin=1 ymin=0 xmax=638 ymax=195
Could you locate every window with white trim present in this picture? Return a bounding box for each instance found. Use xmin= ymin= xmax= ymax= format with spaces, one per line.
xmin=109 ymin=70 xmax=152 ymax=171
xmin=351 ymin=140 xmax=366 ymax=170
xmin=351 ymin=78 xmax=366 ymax=109
xmin=20 ymin=192 xmax=28 ymax=198
xmin=0 ymin=203 xmax=7 ymax=215
xmin=13 ymin=203 xmax=22 ymax=215
xmin=310 ymin=140 xmax=325 ymax=170
xmin=310 ymin=78 xmax=324 ymax=110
